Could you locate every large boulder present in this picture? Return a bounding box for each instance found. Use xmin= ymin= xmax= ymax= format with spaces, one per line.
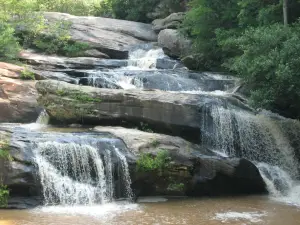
xmin=158 ymin=29 xmax=191 ymax=58
xmin=152 ymin=12 xmax=185 ymax=33
xmin=95 ymin=127 xmax=267 ymax=197
xmin=0 ymin=76 xmax=40 ymax=123
xmin=36 ymin=80 xmax=252 ymax=141
xmin=43 ymin=12 xmax=158 ymax=59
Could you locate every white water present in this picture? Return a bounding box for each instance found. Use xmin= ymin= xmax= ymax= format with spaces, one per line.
xmin=202 ymin=104 xmax=300 ymax=206
xmin=214 ymin=211 xmax=267 ymax=223
xmin=34 ymin=141 xmax=133 ymax=206
xmin=128 ymin=48 xmax=165 ymax=69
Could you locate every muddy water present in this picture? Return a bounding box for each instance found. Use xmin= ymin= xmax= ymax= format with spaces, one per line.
xmin=0 ymin=196 xmax=299 ymax=225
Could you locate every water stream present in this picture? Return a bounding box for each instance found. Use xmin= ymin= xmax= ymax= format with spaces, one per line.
xmin=1 ymin=46 xmax=300 ymax=224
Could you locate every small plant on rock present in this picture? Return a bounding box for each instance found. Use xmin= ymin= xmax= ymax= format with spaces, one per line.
xmin=20 ymin=68 xmax=35 ymax=80
xmin=0 ymin=185 xmax=9 ymax=208
xmin=136 ymin=149 xmax=170 ymax=173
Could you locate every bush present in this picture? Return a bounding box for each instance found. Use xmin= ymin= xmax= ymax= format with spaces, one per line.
xmin=20 ymin=68 xmax=35 ymax=80
xmin=0 ymin=24 xmax=20 ymax=60
xmin=136 ymin=149 xmax=170 ymax=172
xmin=221 ymin=23 xmax=300 ymax=118
xmin=0 ymin=185 xmax=9 ymax=207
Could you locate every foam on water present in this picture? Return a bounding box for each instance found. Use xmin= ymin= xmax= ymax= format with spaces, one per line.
xmin=213 ymin=211 xmax=267 ymax=223
xmin=33 ymin=202 xmax=139 ymax=219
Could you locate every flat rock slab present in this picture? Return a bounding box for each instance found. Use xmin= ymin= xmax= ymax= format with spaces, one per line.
xmin=19 ymin=50 xmax=127 ymax=69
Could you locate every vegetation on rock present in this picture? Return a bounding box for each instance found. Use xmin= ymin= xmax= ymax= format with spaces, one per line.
xmin=136 ymin=149 xmax=170 ymax=173
xmin=0 ymin=140 xmax=12 ymax=161
xmin=0 ymin=185 xmax=9 ymax=208
xmin=20 ymin=68 xmax=35 ymax=80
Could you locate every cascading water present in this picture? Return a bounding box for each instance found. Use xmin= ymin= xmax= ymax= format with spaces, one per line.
xmin=33 ymin=136 xmax=133 ymax=206
xmin=201 ymin=104 xmax=300 ymax=205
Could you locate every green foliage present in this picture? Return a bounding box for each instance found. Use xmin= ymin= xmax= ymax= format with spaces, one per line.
xmin=221 ymin=23 xmax=300 ymax=118
xmin=0 ymin=140 xmax=12 ymax=161
xmin=167 ymin=182 xmax=185 ymax=192
xmin=136 ymin=149 xmax=170 ymax=173
xmin=0 ymin=24 xmax=20 ymax=60
xmin=20 ymin=68 xmax=35 ymax=80
xmin=0 ymin=185 xmax=9 ymax=207
xmin=139 ymin=122 xmax=153 ymax=133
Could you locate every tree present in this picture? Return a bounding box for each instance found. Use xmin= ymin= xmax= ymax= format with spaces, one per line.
xmin=283 ymin=0 xmax=288 ymax=25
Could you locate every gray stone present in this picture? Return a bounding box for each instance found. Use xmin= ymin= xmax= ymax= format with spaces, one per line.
xmin=43 ymin=12 xmax=158 ymax=59
xmin=152 ymin=12 xmax=185 ymax=33
xmin=158 ymin=29 xmax=191 ymax=58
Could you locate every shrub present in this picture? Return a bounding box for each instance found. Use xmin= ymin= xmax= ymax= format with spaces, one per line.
xmin=221 ymin=23 xmax=300 ymax=118
xmin=136 ymin=149 xmax=170 ymax=172
xmin=0 ymin=185 xmax=9 ymax=207
xmin=20 ymin=68 xmax=35 ymax=80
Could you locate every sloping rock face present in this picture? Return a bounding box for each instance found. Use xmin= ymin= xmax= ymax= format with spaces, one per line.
xmin=158 ymin=29 xmax=191 ymax=58
xmin=94 ymin=127 xmax=267 ymax=197
xmin=0 ymin=75 xmax=40 ymax=123
xmin=36 ymin=80 xmax=251 ymax=141
xmin=43 ymin=12 xmax=158 ymax=59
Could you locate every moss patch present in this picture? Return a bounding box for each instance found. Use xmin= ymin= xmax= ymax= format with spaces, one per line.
xmin=56 ymin=89 xmax=101 ymax=103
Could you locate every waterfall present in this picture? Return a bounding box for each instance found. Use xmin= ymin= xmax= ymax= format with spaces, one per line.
xmin=34 ymin=139 xmax=133 ymax=206
xmin=36 ymin=109 xmax=49 ymax=125
xmin=202 ymin=104 xmax=300 ymax=205
xmin=128 ymin=48 xmax=165 ymax=69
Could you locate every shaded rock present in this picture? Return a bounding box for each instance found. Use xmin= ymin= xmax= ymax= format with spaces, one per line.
xmin=156 ymin=57 xmax=185 ymax=69
xmin=152 ymin=12 xmax=185 ymax=33
xmin=30 ymin=69 xmax=78 ymax=84
xmin=181 ymin=55 xmax=199 ymax=70
xmin=43 ymin=12 xmax=158 ymax=59
xmin=19 ymin=50 xmax=127 ymax=69
xmin=94 ymin=127 xmax=267 ymax=197
xmin=82 ymin=49 xmax=110 ymax=59
xmin=36 ymin=80 xmax=252 ymax=141
xmin=158 ymin=29 xmax=191 ymax=58
xmin=0 ymin=77 xmax=40 ymax=123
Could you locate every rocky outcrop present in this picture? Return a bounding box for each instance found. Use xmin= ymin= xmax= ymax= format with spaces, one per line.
xmin=36 ymin=80 xmax=251 ymax=141
xmin=152 ymin=12 xmax=185 ymax=33
xmin=95 ymin=127 xmax=267 ymax=197
xmin=19 ymin=50 xmax=127 ymax=70
xmin=0 ymin=75 xmax=40 ymax=123
xmin=43 ymin=12 xmax=158 ymax=59
xmin=158 ymin=29 xmax=191 ymax=58
xmin=0 ymin=129 xmax=41 ymax=209
xmin=0 ymin=125 xmax=267 ymax=209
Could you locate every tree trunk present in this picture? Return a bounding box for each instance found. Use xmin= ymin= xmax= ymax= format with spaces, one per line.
xmin=283 ymin=0 xmax=288 ymax=26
